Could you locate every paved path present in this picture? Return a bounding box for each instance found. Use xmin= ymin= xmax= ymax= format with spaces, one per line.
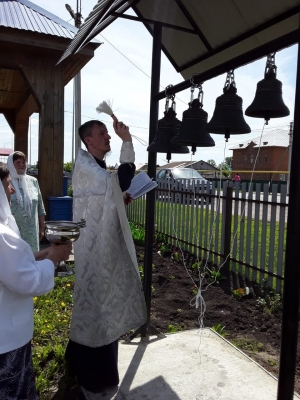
xmin=81 ymin=329 xmax=300 ymax=400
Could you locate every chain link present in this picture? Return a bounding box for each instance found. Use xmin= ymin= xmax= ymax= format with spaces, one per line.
xmin=265 ymin=52 xmax=277 ymax=77
xmin=165 ymin=84 xmax=175 ymax=111
xmin=190 ymin=74 xmax=203 ymax=105
xmin=224 ymin=70 xmax=236 ymax=91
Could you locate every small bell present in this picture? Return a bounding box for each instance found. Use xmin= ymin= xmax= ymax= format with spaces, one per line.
xmin=172 ymin=81 xmax=215 ymax=154
xmin=245 ymin=53 xmax=290 ymax=124
xmin=147 ymin=87 xmax=189 ymax=162
xmin=207 ymin=70 xmax=251 ymax=141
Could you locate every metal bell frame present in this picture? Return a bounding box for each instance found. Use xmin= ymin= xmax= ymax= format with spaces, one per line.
xmin=207 ymin=70 xmax=251 ymax=142
xmin=147 ymin=85 xmax=189 ymax=162
xmin=245 ymin=53 xmax=290 ymax=124
xmin=171 ymin=75 xmax=215 ymax=154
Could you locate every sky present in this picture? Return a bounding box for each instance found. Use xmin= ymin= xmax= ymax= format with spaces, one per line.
xmin=0 ymin=0 xmax=298 ymax=168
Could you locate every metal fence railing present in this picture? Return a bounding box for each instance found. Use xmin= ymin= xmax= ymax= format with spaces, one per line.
xmin=126 ymin=179 xmax=288 ymax=293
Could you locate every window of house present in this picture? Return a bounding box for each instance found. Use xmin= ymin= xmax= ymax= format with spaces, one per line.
xmin=250 ymin=154 xmax=254 ymax=164
xmin=264 ymin=153 xmax=268 ymax=162
xmin=263 ymin=174 xmax=266 ymax=180
xmin=257 ymin=155 xmax=260 ymax=163
xmin=244 ymin=155 xmax=247 ymax=163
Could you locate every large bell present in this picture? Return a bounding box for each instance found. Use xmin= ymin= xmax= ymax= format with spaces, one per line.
xmin=207 ymin=70 xmax=251 ymax=141
xmin=245 ymin=53 xmax=290 ymax=123
xmin=172 ymin=83 xmax=215 ymax=154
xmin=147 ymin=101 xmax=189 ymax=162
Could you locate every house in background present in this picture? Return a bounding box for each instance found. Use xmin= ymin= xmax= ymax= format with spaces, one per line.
xmin=0 ymin=147 xmax=13 ymax=164
xmin=158 ymin=160 xmax=219 ymax=179
xmin=136 ymin=163 xmax=149 ymax=171
xmin=230 ymin=129 xmax=290 ymax=181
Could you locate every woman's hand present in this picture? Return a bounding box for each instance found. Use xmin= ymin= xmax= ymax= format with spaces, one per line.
xmin=34 ymin=243 xmax=72 ymax=264
xmin=46 ymin=243 xmax=73 ymax=265
xmin=39 ymin=216 xmax=45 ymax=242
xmin=112 ymin=115 xmax=132 ymax=142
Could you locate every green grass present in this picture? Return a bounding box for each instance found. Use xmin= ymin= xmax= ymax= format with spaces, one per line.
xmin=231 ymin=337 xmax=264 ymax=353
xmin=32 ymin=275 xmax=75 ymax=397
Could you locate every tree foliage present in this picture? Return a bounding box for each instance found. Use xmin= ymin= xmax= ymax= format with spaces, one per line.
xmin=217 ymin=162 xmax=231 ymax=177
xmin=64 ymin=162 xmax=73 ymax=172
xmin=225 ymin=157 xmax=232 ymax=168
xmin=207 ymin=159 xmax=217 ymax=167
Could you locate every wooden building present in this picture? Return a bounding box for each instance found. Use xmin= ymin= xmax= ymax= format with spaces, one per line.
xmin=230 ymin=129 xmax=290 ymax=181
xmin=0 ymin=0 xmax=100 ymax=209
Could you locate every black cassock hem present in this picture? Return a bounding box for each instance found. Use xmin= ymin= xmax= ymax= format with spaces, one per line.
xmin=65 ymin=339 xmax=119 ymax=392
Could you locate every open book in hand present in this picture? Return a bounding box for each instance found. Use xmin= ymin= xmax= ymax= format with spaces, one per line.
xmin=126 ymin=171 xmax=158 ymax=200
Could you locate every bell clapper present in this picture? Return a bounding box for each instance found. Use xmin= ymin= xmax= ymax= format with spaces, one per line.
xmin=167 ymin=151 xmax=171 ymax=163
xmin=225 ymin=129 xmax=230 ymax=142
xmin=192 ymin=143 xmax=197 ymax=154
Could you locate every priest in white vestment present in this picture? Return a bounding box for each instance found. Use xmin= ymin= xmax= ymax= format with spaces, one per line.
xmin=65 ymin=117 xmax=147 ymax=396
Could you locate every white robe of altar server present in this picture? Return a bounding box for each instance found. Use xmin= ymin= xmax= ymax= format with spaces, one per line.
xmin=0 ymin=181 xmax=54 ymax=354
xmin=70 ymin=143 xmax=147 ymax=348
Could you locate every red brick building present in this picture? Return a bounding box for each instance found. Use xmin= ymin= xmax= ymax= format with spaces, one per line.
xmin=230 ymin=129 xmax=290 ymax=181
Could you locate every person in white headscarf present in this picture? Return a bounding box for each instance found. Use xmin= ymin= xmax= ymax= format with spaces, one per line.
xmin=0 ymin=165 xmax=72 ymax=400
xmin=65 ymin=116 xmax=146 ymax=397
xmin=7 ymin=151 xmax=46 ymax=252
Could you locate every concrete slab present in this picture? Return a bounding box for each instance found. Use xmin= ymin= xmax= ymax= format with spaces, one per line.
xmin=109 ymin=329 xmax=299 ymax=400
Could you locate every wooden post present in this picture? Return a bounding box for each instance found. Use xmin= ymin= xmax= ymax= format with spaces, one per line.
xmin=20 ymin=60 xmax=65 ymax=213
xmin=14 ymin=115 xmax=29 ymax=155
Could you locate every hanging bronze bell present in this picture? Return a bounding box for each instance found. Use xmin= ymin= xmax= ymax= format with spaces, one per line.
xmin=172 ymin=98 xmax=215 ymax=155
xmin=147 ymin=106 xmax=189 ymax=162
xmin=207 ymin=71 xmax=251 ymax=141
xmin=245 ymin=54 xmax=289 ymax=123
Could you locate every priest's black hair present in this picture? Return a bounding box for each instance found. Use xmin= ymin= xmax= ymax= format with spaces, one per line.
xmin=78 ymin=120 xmax=106 ymax=149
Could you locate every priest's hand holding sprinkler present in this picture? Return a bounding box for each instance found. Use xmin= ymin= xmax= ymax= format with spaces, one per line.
xmin=96 ymin=100 xmax=132 ymax=142
xmin=96 ymin=100 xmax=133 ymax=205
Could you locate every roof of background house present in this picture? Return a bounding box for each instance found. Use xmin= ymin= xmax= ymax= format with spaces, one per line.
xmin=229 ymin=129 xmax=290 ymax=150
xmin=136 ymin=163 xmax=148 ymax=171
xmin=0 ymin=0 xmax=79 ymax=39
xmin=0 ymin=148 xmax=13 ymax=156
xmin=158 ymin=161 xmax=194 ymax=169
xmin=158 ymin=160 xmax=219 ymax=170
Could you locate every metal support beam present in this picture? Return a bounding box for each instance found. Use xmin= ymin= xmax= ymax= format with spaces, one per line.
xmin=141 ymin=22 xmax=164 ymax=340
xmin=124 ymin=23 xmax=165 ymax=344
xmin=74 ymin=72 xmax=81 ymax=159
xmin=155 ymin=30 xmax=298 ymax=100
xmin=173 ymin=0 xmax=212 ymax=51
xmin=277 ymin=39 xmax=300 ymax=399
xmin=111 ymin=12 xmax=197 ymax=34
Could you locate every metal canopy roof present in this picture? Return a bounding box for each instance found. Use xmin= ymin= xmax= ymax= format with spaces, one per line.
xmin=0 ymin=0 xmax=78 ymax=38
xmin=58 ymin=0 xmax=300 ymax=79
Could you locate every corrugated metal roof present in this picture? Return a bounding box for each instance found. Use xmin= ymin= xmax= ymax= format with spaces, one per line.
xmin=230 ymin=129 xmax=290 ymax=150
xmin=0 ymin=0 xmax=78 ymax=39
